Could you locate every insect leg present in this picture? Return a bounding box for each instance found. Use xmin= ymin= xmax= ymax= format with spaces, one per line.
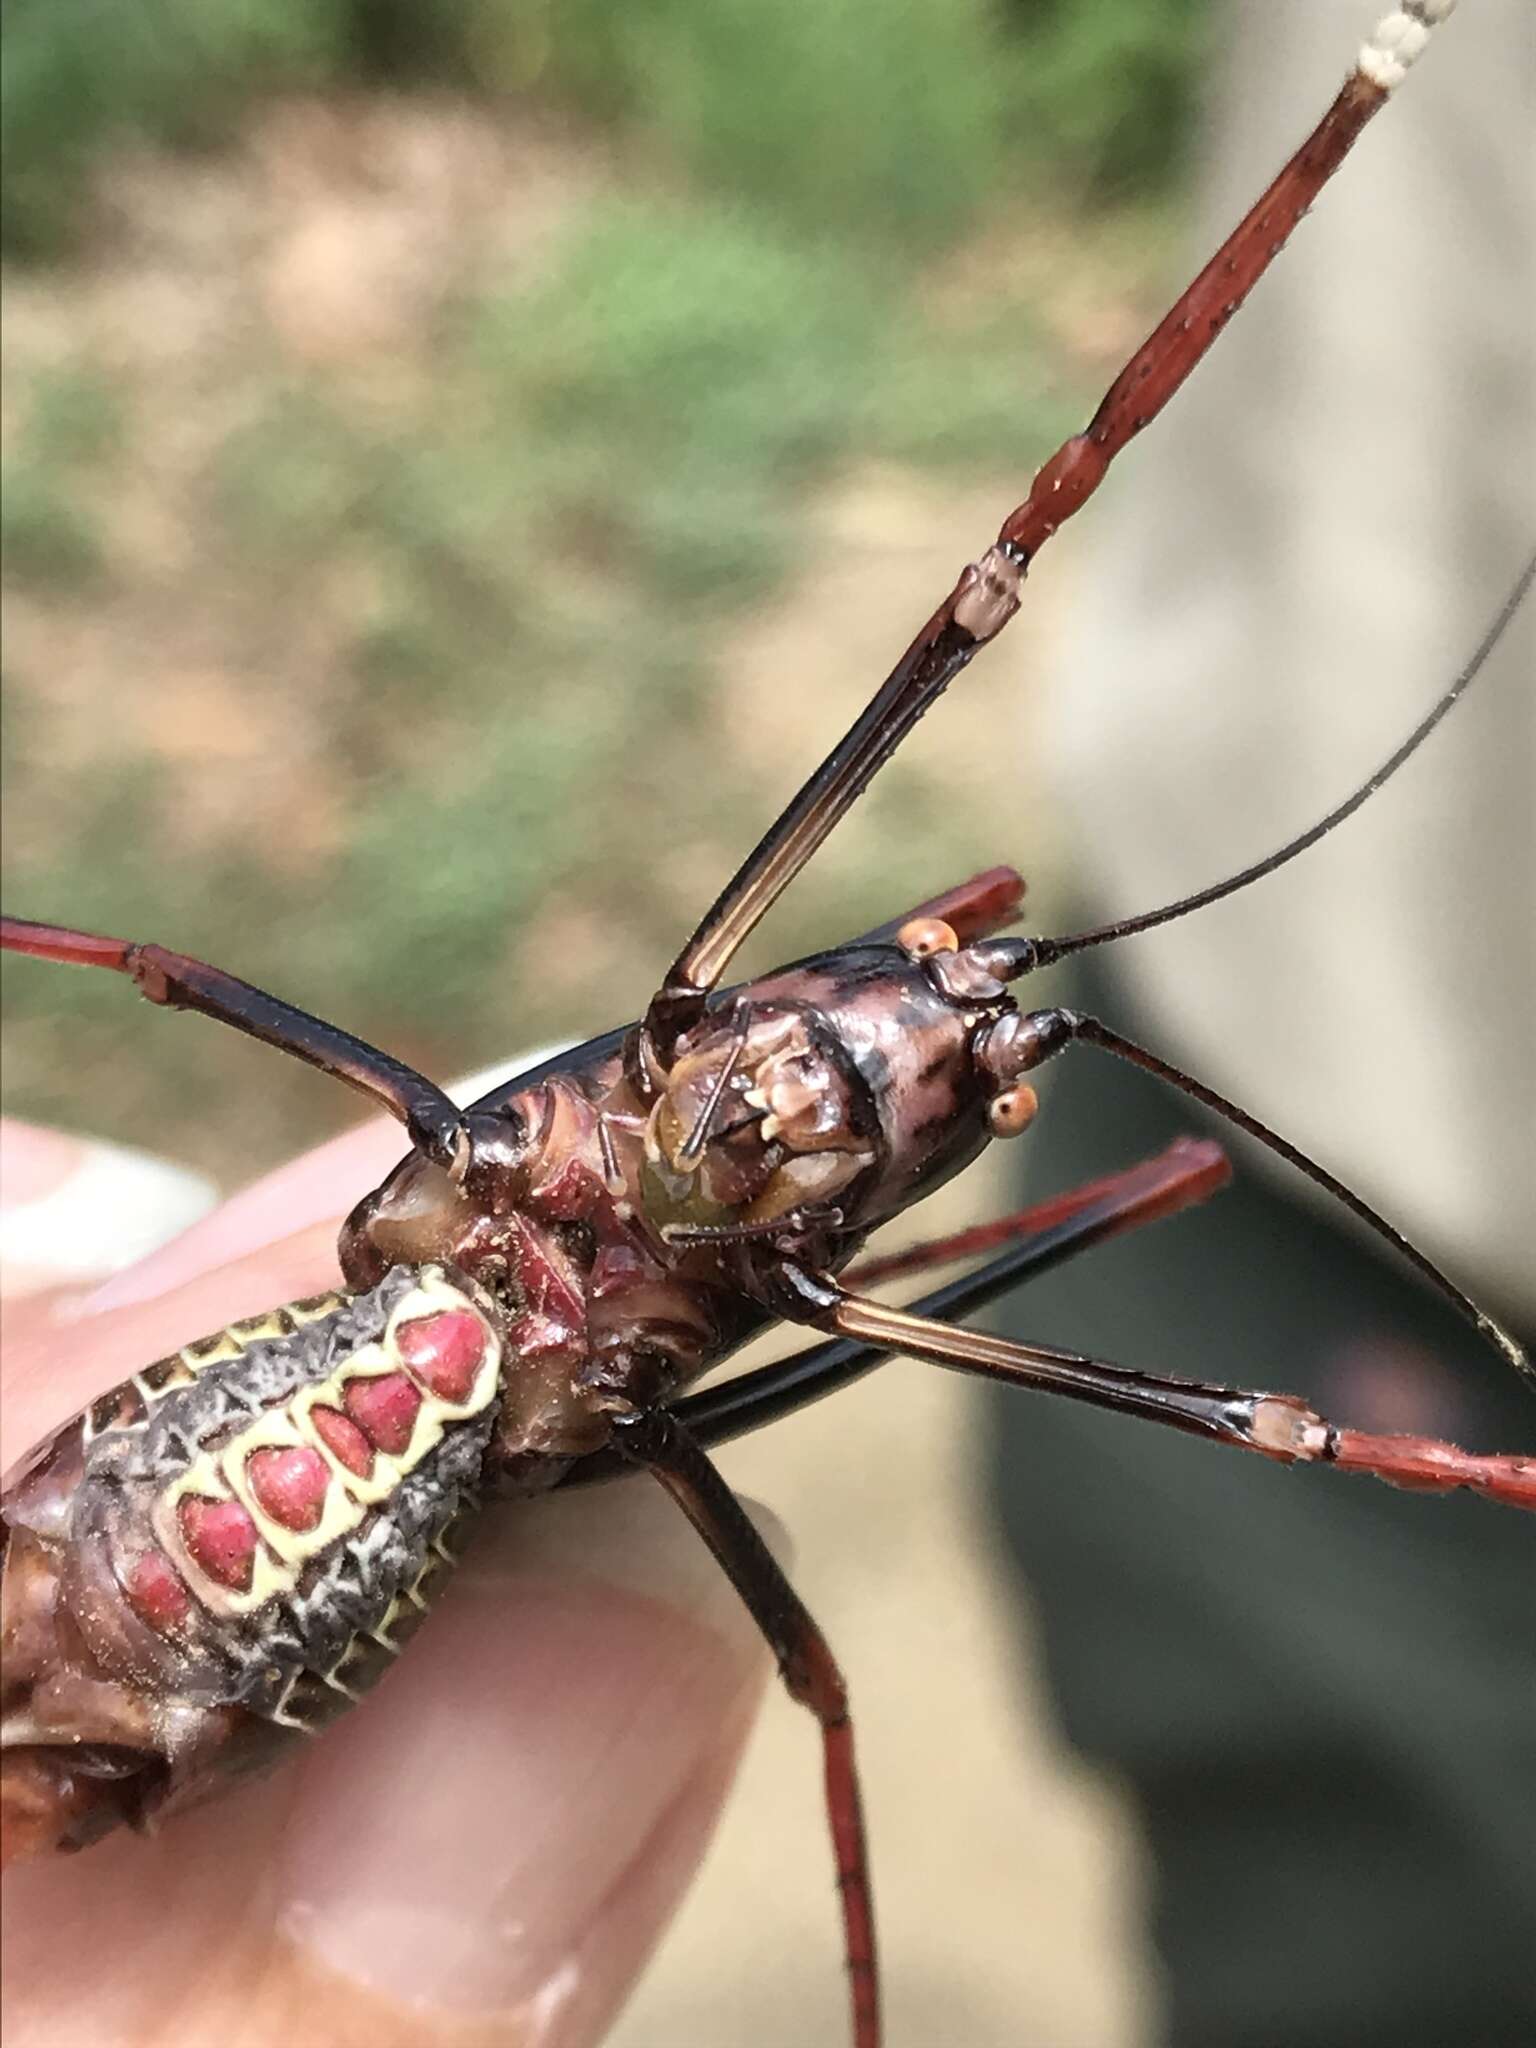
xmin=564 ymin=1141 xmax=1231 ymax=1484
xmin=0 ymin=916 xmax=470 ymax=1172
xmin=611 ymin=1405 xmax=879 ymax=2048
xmin=852 ymin=864 xmax=1026 ymax=948
xmin=770 ymin=1278 xmax=1536 ymax=1513
xmin=975 ymin=1003 xmax=1534 ymax=1388
xmin=643 ymin=3 xmax=1454 ymax=1059
xmin=843 ymin=1136 xmax=1229 ymax=1288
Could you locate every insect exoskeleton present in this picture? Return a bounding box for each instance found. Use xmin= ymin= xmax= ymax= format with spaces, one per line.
xmin=0 ymin=1266 xmax=502 ymax=1857
xmin=1 ymin=7 xmax=1530 ymax=2046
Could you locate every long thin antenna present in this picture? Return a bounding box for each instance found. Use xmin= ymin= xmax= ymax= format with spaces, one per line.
xmin=1036 ymin=1009 xmax=1535 ymax=1392
xmin=1029 ymin=553 xmax=1534 ymax=967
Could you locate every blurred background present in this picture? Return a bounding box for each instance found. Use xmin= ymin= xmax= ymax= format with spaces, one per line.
xmin=2 ymin=0 xmax=1205 ymax=1169
xmin=3 ymin=2 xmax=1531 ymax=2045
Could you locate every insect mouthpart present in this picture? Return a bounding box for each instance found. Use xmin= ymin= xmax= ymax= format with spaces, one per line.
xmin=644 ymin=1007 xmax=877 ymax=1236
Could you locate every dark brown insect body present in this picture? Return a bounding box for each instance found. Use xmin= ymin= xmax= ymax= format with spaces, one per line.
xmin=0 ymin=919 xmax=1047 ymax=1853
xmin=2 ymin=8 xmax=1532 ymax=2045
xmin=2 ymin=1272 xmax=494 ymax=1846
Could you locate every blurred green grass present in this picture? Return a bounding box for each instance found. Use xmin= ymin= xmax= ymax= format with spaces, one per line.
xmin=1 ymin=0 xmax=1207 ymax=1174
xmin=3 ymin=0 xmax=1206 ymax=259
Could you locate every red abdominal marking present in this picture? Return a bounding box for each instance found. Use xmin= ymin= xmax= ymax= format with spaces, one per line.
xmin=246 ymin=1445 xmax=331 ymax=1532
xmin=310 ymin=1404 xmax=376 ymax=1476
xmin=177 ymin=1496 xmax=258 ymax=1591
xmin=0 ymin=25 xmax=1518 ymax=2048
xmin=122 ymin=1549 xmax=192 ymax=1631
xmin=343 ymin=1372 xmax=423 ymax=1455
xmin=395 ymin=1309 xmax=488 ymax=1404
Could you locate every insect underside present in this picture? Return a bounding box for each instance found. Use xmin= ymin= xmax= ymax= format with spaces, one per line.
xmin=1 ymin=7 xmax=1531 ymax=2048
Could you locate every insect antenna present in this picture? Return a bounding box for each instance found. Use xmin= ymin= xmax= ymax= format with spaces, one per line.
xmin=1027 ymin=552 xmax=1535 ymax=968
xmin=971 ymin=560 xmax=1535 ymax=1387
xmin=977 ymin=1003 xmax=1534 ymax=1394
xmin=1074 ymin=1015 xmax=1529 ymax=1388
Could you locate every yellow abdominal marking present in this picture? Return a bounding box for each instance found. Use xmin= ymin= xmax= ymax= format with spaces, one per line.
xmin=154 ymin=1271 xmax=501 ymax=1618
xmin=81 ymin=1296 xmax=347 ymax=1445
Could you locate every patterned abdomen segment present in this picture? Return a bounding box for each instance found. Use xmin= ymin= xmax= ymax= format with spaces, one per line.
xmin=69 ymin=1265 xmax=502 ymax=1731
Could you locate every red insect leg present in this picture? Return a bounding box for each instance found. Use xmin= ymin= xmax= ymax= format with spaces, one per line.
xmin=644 ymin=13 xmax=1448 ymax=1052
xmin=846 ymin=1138 xmax=1230 ymax=1288
xmin=0 ymin=915 xmax=468 ymax=1170
xmin=793 ymin=1288 xmax=1536 ymax=1514
xmin=613 ymin=1407 xmax=880 ymax=2048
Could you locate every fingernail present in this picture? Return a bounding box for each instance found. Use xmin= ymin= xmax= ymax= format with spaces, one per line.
xmin=277 ymin=1482 xmax=778 ymax=2021
xmin=0 ymin=1127 xmax=217 ymax=1299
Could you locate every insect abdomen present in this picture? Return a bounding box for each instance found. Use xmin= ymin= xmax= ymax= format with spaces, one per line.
xmin=1 ymin=1265 xmax=503 ymax=1856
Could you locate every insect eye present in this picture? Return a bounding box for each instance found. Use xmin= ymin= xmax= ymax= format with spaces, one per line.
xmin=895 ymin=916 xmax=960 ymax=960
xmin=987 ymin=1085 xmax=1039 ymax=1139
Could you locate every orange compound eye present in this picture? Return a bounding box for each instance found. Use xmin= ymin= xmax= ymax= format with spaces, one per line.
xmin=895 ymin=917 xmax=960 ymax=960
xmin=987 ymin=1084 xmax=1039 ymax=1139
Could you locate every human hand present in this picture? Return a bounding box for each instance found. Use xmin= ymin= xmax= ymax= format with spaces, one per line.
xmin=0 ymin=1117 xmax=770 ymax=2048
